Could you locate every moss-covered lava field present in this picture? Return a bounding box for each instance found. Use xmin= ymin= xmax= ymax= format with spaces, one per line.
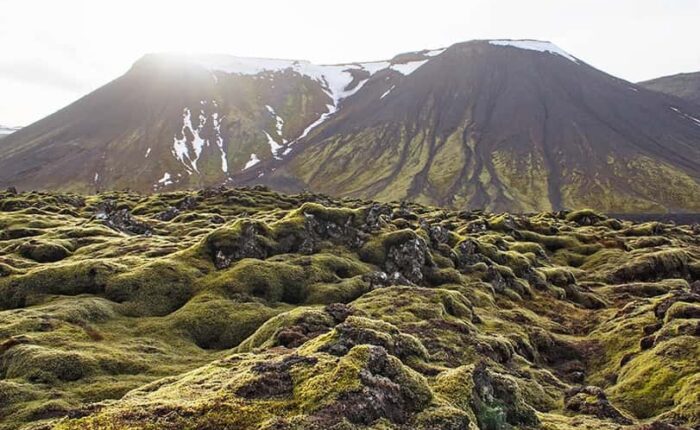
xmin=0 ymin=186 xmax=698 ymax=429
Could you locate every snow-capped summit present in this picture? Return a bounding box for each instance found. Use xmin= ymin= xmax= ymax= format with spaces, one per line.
xmin=488 ymin=39 xmax=579 ymax=63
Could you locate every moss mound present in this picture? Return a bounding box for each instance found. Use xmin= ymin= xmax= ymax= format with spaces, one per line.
xmin=0 ymin=188 xmax=698 ymax=430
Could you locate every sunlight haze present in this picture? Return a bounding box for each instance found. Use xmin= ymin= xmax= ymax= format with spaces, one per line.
xmin=1 ymin=0 xmax=699 ymax=125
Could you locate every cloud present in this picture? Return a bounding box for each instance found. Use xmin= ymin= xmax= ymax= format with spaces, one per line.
xmin=0 ymin=59 xmax=92 ymax=92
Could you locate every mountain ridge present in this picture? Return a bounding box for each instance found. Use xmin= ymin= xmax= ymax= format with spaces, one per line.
xmin=1 ymin=39 xmax=699 ymax=212
xmin=639 ymin=71 xmax=700 ymax=105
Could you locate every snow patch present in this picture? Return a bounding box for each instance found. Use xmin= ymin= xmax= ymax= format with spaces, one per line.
xmin=295 ymin=105 xmax=335 ymax=141
xmin=488 ymin=40 xmax=578 ymax=63
xmin=189 ymin=55 xmax=401 ymax=143
xmin=264 ymin=131 xmax=283 ymax=159
xmin=172 ymin=108 xmax=206 ymax=173
xmin=145 ymin=148 xmax=151 ymax=158
xmin=172 ymin=103 xmax=228 ymax=174
xmin=357 ymin=61 xmax=391 ymax=74
xmin=670 ymin=106 xmax=700 ymax=127
xmin=380 ymin=85 xmax=396 ymax=99
xmin=212 ymin=112 xmax=228 ymax=173
xmin=391 ymin=60 xmax=429 ymax=75
xmin=424 ymin=48 xmax=446 ymax=57
xmin=157 ymin=172 xmax=173 ymax=186
xmin=94 ymin=173 xmax=99 ymax=183
xmin=265 ymin=105 xmax=286 ymax=140
xmin=243 ymin=153 xmax=260 ymax=170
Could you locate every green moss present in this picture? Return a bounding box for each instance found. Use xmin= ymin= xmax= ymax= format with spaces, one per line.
xmin=610 ymin=248 xmax=691 ymax=282
xmin=287 ymin=202 xmax=361 ymax=226
xmin=1 ymin=344 xmax=97 ymax=383
xmin=18 ymin=240 xmax=72 ymax=263
xmin=359 ymin=229 xmax=418 ymax=264
xmin=517 ymin=230 xmax=581 ymax=252
xmin=165 ymin=292 xmax=285 ymax=349
xmin=509 ymin=241 xmax=546 ymax=256
xmin=664 ymin=302 xmax=700 ymax=323
xmin=304 ymin=276 xmax=369 ymax=304
xmin=236 ymin=306 xmax=334 ymax=352
xmin=0 ymin=260 xmax=123 ymax=309
xmin=1 ymin=189 xmax=699 ymax=430
xmin=104 ymin=259 xmax=198 ymax=316
xmin=611 ymin=336 xmax=700 ymax=419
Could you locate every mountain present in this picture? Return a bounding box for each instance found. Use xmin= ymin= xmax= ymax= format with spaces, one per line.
xmin=0 ymin=125 xmax=20 ymax=139
xmin=640 ymin=71 xmax=700 ymax=105
xmin=0 ymin=52 xmax=417 ymax=193
xmin=2 ymin=40 xmax=700 ymax=212
xmin=1 ymin=188 xmax=699 ymax=429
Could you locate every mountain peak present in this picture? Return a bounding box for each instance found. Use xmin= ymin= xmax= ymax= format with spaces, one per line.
xmin=485 ymin=39 xmax=579 ymax=63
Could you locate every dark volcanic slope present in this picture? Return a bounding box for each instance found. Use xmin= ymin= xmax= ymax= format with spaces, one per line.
xmin=2 ymin=40 xmax=700 ymax=213
xmin=266 ymin=40 xmax=700 ymax=213
xmin=0 ymin=55 xmax=339 ymax=192
xmin=640 ymin=71 xmax=700 ymax=105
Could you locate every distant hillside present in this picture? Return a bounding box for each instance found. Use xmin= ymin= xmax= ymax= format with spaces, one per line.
xmin=0 ymin=125 xmax=20 ymax=140
xmin=640 ymin=71 xmax=700 ymax=105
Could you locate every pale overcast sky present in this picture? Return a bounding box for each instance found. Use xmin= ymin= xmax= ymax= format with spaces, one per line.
xmin=1 ymin=0 xmax=699 ymax=126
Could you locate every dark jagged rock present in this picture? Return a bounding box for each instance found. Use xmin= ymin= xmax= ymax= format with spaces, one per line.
xmin=199 ymin=185 xmax=228 ymax=198
xmin=237 ymin=355 xmax=318 ymax=399
xmin=454 ymin=239 xmax=487 ymax=268
xmin=324 ymin=303 xmax=353 ymax=324
xmin=690 ymin=280 xmax=700 ymax=295
xmin=320 ymin=317 xmax=428 ymax=361
xmin=385 ymin=236 xmax=431 ymax=284
xmin=55 ymin=195 xmax=85 ymax=208
xmin=209 ymin=214 xmax=225 ymax=224
xmin=101 ymin=209 xmax=152 ymax=235
xmin=155 ymin=206 xmax=180 ymax=221
xmin=362 ymin=271 xmax=393 ymax=289
xmin=470 ymin=363 xmax=540 ymax=429
xmin=302 ymin=211 xmax=365 ymax=251
xmin=363 ymin=203 xmax=392 ymax=232
xmin=209 ymin=222 xmax=269 ymax=269
xmin=466 ymin=219 xmax=488 ymax=233
xmin=312 ymin=346 xmax=432 ymax=426
xmin=176 ymin=196 xmax=198 ymax=210
xmin=654 ymin=292 xmax=700 ymax=319
xmin=565 ymin=386 xmax=633 ymax=424
xmin=94 ymin=199 xmax=152 ymax=235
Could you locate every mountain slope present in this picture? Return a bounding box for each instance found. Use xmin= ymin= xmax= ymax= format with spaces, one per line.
xmin=2 ymin=40 xmax=700 ymax=212
xmin=0 ymin=54 xmax=359 ymax=192
xmin=0 ymin=52 xmax=428 ymax=193
xmin=259 ymin=40 xmax=700 ymax=213
xmin=640 ymin=71 xmax=700 ymax=105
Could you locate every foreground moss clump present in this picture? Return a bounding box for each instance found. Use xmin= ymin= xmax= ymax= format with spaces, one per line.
xmin=0 ymin=187 xmax=698 ymax=429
